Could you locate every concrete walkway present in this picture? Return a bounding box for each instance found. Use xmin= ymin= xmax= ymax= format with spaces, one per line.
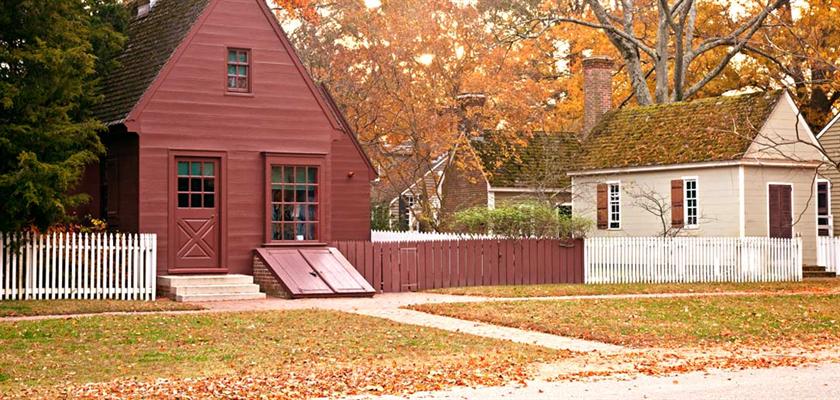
xmin=203 ymin=292 xmax=622 ymax=352
xmin=348 ymin=362 xmax=840 ymax=400
xmin=353 ymin=307 xmax=621 ymax=352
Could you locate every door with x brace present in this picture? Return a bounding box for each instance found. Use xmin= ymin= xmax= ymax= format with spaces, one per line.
xmin=173 ymin=158 xmax=221 ymax=270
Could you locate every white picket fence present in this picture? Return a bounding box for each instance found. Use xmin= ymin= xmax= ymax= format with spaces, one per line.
xmin=816 ymin=236 xmax=840 ymax=275
xmin=371 ymin=229 xmax=498 ymax=242
xmin=0 ymin=232 xmax=157 ymax=301
xmin=584 ymin=236 xmax=802 ymax=284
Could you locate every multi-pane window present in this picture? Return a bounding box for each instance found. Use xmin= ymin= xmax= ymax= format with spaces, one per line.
xmin=684 ymin=178 xmax=698 ymax=227
xmin=226 ymin=49 xmax=250 ymax=92
xmin=404 ymin=194 xmax=415 ymax=221
xmin=818 ymin=180 xmax=831 ymax=236
xmin=270 ymin=165 xmax=318 ymax=241
xmin=557 ymin=204 xmax=572 ymax=218
xmin=608 ymin=183 xmax=620 ymax=229
xmin=177 ymin=161 xmax=215 ymax=208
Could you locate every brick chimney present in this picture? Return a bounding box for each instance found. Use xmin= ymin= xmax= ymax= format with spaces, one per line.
xmin=582 ymin=56 xmax=614 ymax=136
xmin=135 ymin=0 xmax=158 ymax=18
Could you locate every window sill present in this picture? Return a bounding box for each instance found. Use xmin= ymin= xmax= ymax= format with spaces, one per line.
xmin=225 ymin=91 xmax=254 ymax=98
xmin=261 ymin=242 xmax=328 ymax=247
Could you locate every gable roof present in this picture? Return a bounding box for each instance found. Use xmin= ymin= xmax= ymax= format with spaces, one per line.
xmin=817 ymin=110 xmax=840 ymax=139
xmin=371 ymin=148 xmax=450 ymax=204
xmin=574 ymin=91 xmax=784 ymax=171
xmin=472 ymin=133 xmax=581 ymax=189
xmin=92 ymin=0 xmax=213 ymax=125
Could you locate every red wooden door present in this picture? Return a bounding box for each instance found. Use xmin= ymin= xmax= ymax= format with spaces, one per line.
xmin=173 ymin=158 xmax=221 ymax=270
xmin=768 ymin=184 xmax=792 ymax=239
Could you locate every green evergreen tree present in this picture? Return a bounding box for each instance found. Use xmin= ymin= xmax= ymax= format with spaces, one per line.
xmin=0 ymin=0 xmax=128 ymax=231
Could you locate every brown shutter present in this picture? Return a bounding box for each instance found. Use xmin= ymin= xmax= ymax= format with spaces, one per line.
xmin=780 ymin=185 xmax=793 ymax=238
xmin=769 ymin=184 xmax=793 ymax=238
xmin=671 ymin=179 xmax=684 ymax=228
xmin=769 ymin=185 xmax=781 ymax=237
xmin=596 ymin=183 xmax=608 ymax=229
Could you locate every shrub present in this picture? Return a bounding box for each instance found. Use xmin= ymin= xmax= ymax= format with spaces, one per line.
xmin=453 ymin=201 xmax=593 ymax=239
xmin=370 ymin=202 xmax=391 ymax=230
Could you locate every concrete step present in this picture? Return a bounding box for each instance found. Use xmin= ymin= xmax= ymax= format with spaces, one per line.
xmin=158 ymin=274 xmax=254 ymax=289
xmin=170 ymin=283 xmax=261 ymax=296
xmin=175 ymin=292 xmax=267 ymax=302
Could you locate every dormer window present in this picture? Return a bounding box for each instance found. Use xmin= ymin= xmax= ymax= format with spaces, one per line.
xmin=227 ymin=49 xmax=250 ymax=92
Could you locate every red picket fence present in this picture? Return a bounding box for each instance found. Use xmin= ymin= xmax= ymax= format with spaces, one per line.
xmin=331 ymin=238 xmax=584 ymax=292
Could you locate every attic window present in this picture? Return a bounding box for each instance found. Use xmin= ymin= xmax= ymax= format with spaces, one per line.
xmin=227 ymin=49 xmax=250 ymax=92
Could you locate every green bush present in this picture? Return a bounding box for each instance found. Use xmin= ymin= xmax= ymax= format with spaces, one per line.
xmin=370 ymin=202 xmax=391 ymax=230
xmin=453 ymin=201 xmax=592 ymax=239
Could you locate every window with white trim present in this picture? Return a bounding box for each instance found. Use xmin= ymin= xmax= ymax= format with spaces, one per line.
xmin=684 ymin=178 xmax=698 ymax=227
xmin=817 ymin=180 xmax=831 ymax=236
xmin=608 ymin=183 xmax=620 ymax=229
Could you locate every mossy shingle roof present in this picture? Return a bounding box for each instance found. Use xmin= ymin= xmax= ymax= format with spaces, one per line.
xmin=92 ymin=0 xmax=212 ymax=125
xmin=473 ymin=132 xmax=582 ymax=189
xmin=575 ymin=91 xmax=784 ymax=171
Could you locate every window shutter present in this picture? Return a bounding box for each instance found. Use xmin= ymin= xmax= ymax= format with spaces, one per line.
xmin=671 ymin=179 xmax=684 ymax=227
xmin=596 ymin=183 xmax=608 ymax=229
xmin=780 ymin=185 xmax=793 ymax=238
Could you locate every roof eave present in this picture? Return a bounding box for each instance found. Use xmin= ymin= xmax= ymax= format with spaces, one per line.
xmin=568 ymin=158 xmax=822 ymax=176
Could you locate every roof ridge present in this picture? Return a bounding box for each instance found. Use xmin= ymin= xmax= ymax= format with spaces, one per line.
xmin=605 ymin=89 xmax=784 ymax=116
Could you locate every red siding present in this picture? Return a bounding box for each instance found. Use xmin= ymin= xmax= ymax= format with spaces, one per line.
xmin=330 ymin=133 xmax=373 ymax=241
xmin=132 ymin=0 xmax=370 ymax=274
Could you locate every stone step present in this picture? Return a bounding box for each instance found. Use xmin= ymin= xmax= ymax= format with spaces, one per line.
xmin=803 ymin=265 xmax=827 ymax=272
xmin=175 ymin=292 xmax=267 ymax=302
xmin=170 ymin=283 xmax=262 ymax=296
xmin=804 ymin=271 xmax=838 ymax=278
xmin=157 ymin=274 xmax=254 ymax=289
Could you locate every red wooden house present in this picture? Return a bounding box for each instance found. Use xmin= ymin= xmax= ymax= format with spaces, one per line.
xmin=81 ymin=0 xmax=376 ymax=299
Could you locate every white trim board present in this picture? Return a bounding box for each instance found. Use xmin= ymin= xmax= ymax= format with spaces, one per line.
xmin=739 ymin=165 xmax=746 ymax=237
xmin=817 ymin=111 xmax=840 ymax=139
xmin=489 ymin=187 xmax=567 ymax=193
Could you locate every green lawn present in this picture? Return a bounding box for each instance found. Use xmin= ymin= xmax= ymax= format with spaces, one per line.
xmin=428 ymin=279 xmax=840 ymax=298
xmin=0 ymin=310 xmax=563 ymax=398
xmin=0 ymin=299 xmax=203 ymax=317
xmin=410 ymin=294 xmax=840 ymax=349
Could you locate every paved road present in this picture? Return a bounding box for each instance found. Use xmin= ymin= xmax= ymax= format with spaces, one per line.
xmin=350 ymin=362 xmax=840 ymax=400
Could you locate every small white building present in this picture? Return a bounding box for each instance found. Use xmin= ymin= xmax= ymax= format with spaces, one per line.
xmin=816 ymin=111 xmax=840 ymax=236
xmin=569 ymin=84 xmax=825 ymax=264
